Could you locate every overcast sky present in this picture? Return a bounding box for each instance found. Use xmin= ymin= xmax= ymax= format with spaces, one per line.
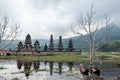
xmin=0 ymin=0 xmax=120 ymax=40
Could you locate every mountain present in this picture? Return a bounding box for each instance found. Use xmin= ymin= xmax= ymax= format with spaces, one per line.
xmin=95 ymin=23 xmax=120 ymax=42
xmin=71 ymin=23 xmax=120 ymax=51
xmin=0 ymin=23 xmax=120 ymax=51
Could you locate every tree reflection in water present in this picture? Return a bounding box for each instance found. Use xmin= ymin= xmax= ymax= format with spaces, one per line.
xmin=44 ymin=61 xmax=47 ymax=66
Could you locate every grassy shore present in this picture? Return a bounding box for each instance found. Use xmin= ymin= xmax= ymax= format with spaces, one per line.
xmin=0 ymin=52 xmax=120 ymax=62
xmin=0 ymin=54 xmax=86 ymax=62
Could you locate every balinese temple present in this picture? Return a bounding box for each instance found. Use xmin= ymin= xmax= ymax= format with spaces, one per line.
xmin=34 ymin=40 xmax=40 ymax=52
xmin=17 ymin=34 xmax=40 ymax=52
xmin=24 ymin=34 xmax=32 ymax=51
xmin=49 ymin=35 xmax=54 ymax=51
xmin=58 ymin=36 xmax=63 ymax=51
xmin=17 ymin=34 xmax=77 ymax=55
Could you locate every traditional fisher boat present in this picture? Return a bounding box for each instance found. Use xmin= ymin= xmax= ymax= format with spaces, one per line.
xmin=79 ymin=64 xmax=103 ymax=80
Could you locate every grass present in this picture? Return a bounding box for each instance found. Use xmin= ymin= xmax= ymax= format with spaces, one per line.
xmin=94 ymin=52 xmax=120 ymax=62
xmin=0 ymin=52 xmax=120 ymax=62
xmin=16 ymin=54 xmax=89 ymax=62
xmin=0 ymin=54 xmax=87 ymax=62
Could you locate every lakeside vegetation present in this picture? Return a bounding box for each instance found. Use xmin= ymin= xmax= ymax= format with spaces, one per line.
xmin=0 ymin=52 xmax=120 ymax=63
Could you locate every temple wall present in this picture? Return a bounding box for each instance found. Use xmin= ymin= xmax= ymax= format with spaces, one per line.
xmin=15 ymin=51 xmax=81 ymax=56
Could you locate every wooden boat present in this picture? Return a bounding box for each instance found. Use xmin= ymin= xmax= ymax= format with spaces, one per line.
xmin=92 ymin=66 xmax=100 ymax=76
xmin=79 ymin=64 xmax=89 ymax=76
xmin=80 ymin=64 xmax=103 ymax=80
xmin=116 ymin=64 xmax=120 ymax=67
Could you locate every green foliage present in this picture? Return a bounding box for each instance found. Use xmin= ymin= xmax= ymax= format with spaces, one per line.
xmin=99 ymin=41 xmax=120 ymax=52
xmin=99 ymin=43 xmax=111 ymax=52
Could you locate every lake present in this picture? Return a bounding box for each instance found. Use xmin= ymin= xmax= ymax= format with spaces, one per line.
xmin=0 ymin=60 xmax=120 ymax=80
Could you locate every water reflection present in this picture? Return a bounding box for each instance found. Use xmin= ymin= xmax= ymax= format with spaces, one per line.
xmin=67 ymin=62 xmax=73 ymax=72
xmin=33 ymin=60 xmax=40 ymax=72
xmin=44 ymin=61 xmax=47 ymax=66
xmin=24 ymin=61 xmax=32 ymax=77
xmin=0 ymin=60 xmax=120 ymax=80
xmin=17 ymin=60 xmax=22 ymax=70
xmin=17 ymin=60 xmax=74 ymax=78
xmin=58 ymin=62 xmax=63 ymax=75
xmin=49 ymin=61 xmax=53 ymax=75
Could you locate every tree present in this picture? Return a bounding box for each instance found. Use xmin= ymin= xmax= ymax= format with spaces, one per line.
xmin=44 ymin=43 xmax=48 ymax=51
xmin=0 ymin=15 xmax=21 ymax=49
xmin=99 ymin=43 xmax=110 ymax=52
xmin=99 ymin=41 xmax=120 ymax=52
xmin=71 ymin=4 xmax=111 ymax=76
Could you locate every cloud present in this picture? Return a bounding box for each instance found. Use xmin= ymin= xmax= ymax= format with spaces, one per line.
xmin=0 ymin=0 xmax=120 ymax=40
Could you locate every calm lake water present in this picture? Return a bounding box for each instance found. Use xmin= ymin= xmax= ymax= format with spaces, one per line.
xmin=0 ymin=60 xmax=120 ymax=80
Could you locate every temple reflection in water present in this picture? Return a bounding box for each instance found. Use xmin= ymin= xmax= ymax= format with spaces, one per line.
xmin=17 ymin=60 xmax=74 ymax=78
